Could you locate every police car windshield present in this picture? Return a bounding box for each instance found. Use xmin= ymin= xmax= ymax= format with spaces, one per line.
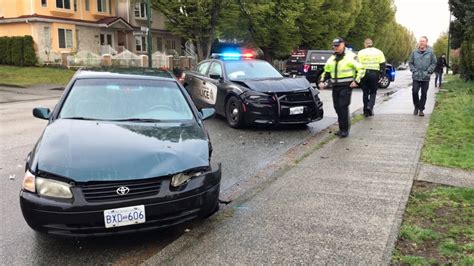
xmin=224 ymin=60 xmax=283 ymax=80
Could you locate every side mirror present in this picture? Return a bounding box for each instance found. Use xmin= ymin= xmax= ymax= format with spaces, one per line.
xmin=33 ymin=107 xmax=51 ymax=120
xmin=200 ymin=108 xmax=216 ymax=121
xmin=209 ymin=74 xmax=222 ymax=81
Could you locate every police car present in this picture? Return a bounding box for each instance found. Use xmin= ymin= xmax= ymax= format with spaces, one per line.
xmin=182 ymin=52 xmax=324 ymax=128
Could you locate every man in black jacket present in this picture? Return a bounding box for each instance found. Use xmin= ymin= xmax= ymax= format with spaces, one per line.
xmin=434 ymin=53 xmax=448 ymax=88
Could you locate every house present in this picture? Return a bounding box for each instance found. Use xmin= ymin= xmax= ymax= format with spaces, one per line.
xmin=117 ymin=0 xmax=181 ymax=56
xmin=0 ymin=0 xmax=182 ymax=63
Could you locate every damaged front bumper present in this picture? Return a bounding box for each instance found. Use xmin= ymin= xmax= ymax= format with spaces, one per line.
xmin=20 ymin=164 xmax=221 ymax=237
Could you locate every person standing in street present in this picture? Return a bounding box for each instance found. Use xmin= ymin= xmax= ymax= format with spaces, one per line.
xmin=358 ymin=38 xmax=386 ymax=117
xmin=408 ymin=36 xmax=437 ymax=117
xmin=319 ymin=37 xmax=365 ymax=138
xmin=434 ymin=53 xmax=448 ymax=88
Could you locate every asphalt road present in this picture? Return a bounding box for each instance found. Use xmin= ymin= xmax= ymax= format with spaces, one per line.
xmin=0 ymin=70 xmax=412 ymax=264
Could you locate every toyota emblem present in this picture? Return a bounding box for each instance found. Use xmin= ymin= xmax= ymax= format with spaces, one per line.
xmin=116 ymin=186 xmax=130 ymax=195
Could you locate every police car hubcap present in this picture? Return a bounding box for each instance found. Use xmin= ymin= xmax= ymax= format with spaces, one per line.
xmin=231 ymin=108 xmax=239 ymax=121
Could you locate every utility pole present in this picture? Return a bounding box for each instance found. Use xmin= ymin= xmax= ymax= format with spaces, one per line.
xmin=447 ymin=11 xmax=451 ymax=73
xmin=146 ymin=0 xmax=152 ymax=68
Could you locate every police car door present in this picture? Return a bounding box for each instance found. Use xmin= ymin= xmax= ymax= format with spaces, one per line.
xmin=197 ymin=61 xmax=221 ymax=109
xmin=188 ymin=61 xmax=211 ymax=109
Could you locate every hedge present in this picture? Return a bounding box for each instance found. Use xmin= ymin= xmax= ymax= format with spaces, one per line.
xmin=0 ymin=35 xmax=37 ymax=66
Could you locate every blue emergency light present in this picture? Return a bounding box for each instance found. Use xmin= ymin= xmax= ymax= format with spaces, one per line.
xmin=211 ymin=49 xmax=255 ymax=60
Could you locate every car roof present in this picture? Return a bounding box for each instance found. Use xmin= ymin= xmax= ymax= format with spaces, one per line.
xmin=74 ymin=68 xmax=176 ymax=81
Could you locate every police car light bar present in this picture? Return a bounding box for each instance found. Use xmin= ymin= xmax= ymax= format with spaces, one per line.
xmin=210 ymin=52 xmax=255 ymax=60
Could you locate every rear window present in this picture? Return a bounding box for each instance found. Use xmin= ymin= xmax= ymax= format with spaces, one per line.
xmin=287 ymin=55 xmax=306 ymax=64
xmin=307 ymin=51 xmax=333 ymax=63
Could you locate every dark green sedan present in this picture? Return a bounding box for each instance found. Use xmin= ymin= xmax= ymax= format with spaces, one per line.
xmin=20 ymin=69 xmax=221 ymax=237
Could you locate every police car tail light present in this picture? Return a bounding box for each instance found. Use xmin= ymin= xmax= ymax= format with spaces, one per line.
xmin=304 ymin=64 xmax=310 ymax=73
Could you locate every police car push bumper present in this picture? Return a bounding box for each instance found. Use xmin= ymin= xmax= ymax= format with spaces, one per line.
xmin=240 ymin=88 xmax=323 ymax=125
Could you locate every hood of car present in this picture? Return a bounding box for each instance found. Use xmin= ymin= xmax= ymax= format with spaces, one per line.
xmin=235 ymin=77 xmax=311 ymax=93
xmin=32 ymin=119 xmax=210 ymax=182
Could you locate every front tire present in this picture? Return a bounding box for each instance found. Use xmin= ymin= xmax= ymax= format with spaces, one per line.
xmin=225 ymin=96 xmax=245 ymax=128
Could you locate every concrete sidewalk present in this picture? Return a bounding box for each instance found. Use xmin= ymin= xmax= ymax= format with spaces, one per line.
xmin=144 ymin=85 xmax=437 ymax=264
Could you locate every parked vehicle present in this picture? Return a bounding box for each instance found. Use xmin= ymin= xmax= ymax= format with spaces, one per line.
xmin=379 ymin=64 xmax=396 ymax=89
xmin=285 ymin=50 xmax=395 ymax=88
xmin=182 ymin=53 xmax=324 ymax=128
xmin=20 ymin=68 xmax=221 ymax=236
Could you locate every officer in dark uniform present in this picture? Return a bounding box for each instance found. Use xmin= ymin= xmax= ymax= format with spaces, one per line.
xmin=319 ymin=37 xmax=365 ymax=138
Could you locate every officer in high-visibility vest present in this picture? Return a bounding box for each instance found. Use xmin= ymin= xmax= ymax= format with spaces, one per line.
xmin=319 ymin=37 xmax=365 ymax=138
xmin=358 ymin=38 xmax=386 ymax=117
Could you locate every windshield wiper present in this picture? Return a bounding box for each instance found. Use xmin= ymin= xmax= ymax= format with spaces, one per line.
xmin=111 ymin=118 xmax=162 ymax=122
xmin=62 ymin=117 xmax=101 ymax=121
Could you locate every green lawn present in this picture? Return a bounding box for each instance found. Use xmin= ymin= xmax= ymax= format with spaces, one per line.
xmin=392 ymin=182 xmax=474 ymax=265
xmin=421 ymin=75 xmax=474 ymax=170
xmin=0 ymin=65 xmax=75 ymax=87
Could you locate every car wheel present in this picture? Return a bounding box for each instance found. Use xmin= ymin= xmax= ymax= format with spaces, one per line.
xmin=225 ymin=96 xmax=245 ymax=128
xmin=378 ymin=75 xmax=391 ymax=88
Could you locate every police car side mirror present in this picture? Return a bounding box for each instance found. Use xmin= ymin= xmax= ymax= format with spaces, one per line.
xmin=209 ymin=74 xmax=222 ymax=81
xmin=200 ymin=108 xmax=216 ymax=120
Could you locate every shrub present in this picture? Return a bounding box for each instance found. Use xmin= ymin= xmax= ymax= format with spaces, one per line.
xmin=11 ymin=36 xmax=24 ymax=66
xmin=0 ymin=35 xmax=37 ymax=66
xmin=23 ymin=35 xmax=37 ymax=66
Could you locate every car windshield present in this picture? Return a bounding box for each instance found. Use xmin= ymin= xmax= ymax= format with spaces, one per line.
xmin=224 ymin=60 xmax=283 ymax=80
xmin=59 ymin=78 xmax=194 ymax=121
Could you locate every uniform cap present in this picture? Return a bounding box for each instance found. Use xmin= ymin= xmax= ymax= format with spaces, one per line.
xmin=332 ymin=37 xmax=345 ymax=46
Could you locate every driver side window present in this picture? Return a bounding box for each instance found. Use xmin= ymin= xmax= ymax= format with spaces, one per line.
xmin=208 ymin=62 xmax=223 ymax=77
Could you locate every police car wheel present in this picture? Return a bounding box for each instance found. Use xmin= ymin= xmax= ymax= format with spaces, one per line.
xmin=225 ymin=96 xmax=245 ymax=128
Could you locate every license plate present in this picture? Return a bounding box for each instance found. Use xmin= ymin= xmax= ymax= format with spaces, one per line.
xmin=290 ymin=106 xmax=304 ymax=115
xmin=311 ymin=66 xmax=318 ymax=70
xmin=104 ymin=205 xmax=145 ymax=228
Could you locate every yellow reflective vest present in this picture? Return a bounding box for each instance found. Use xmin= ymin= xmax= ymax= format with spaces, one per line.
xmin=320 ymin=50 xmax=365 ymax=86
xmin=358 ymin=47 xmax=386 ymax=71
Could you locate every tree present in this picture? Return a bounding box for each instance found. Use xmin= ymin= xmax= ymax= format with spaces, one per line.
xmin=150 ymin=0 xmax=228 ymax=61
xmin=449 ymin=0 xmax=474 ymax=80
xmin=433 ymin=32 xmax=448 ymax=57
xmin=235 ymin=0 xmax=304 ymax=60
xmin=296 ymin=0 xmax=362 ymax=50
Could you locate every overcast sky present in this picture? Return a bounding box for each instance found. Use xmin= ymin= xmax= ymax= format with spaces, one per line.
xmin=394 ymin=0 xmax=451 ymax=44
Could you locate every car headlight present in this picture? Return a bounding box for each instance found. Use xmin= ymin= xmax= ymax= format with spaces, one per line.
xmin=22 ymin=170 xmax=36 ymax=193
xmin=243 ymin=91 xmax=273 ymax=104
xmin=171 ymin=172 xmax=202 ymax=187
xmin=36 ymin=177 xmax=73 ymax=199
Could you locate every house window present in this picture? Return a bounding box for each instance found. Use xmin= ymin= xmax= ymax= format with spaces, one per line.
xmin=85 ymin=0 xmax=89 ymax=11
xmin=41 ymin=0 xmax=47 ymax=7
xmin=43 ymin=26 xmax=51 ymax=48
xmin=97 ymin=0 xmax=107 ymax=12
xmin=165 ymin=39 xmax=176 ymax=50
xmin=100 ymin=33 xmax=113 ymax=46
xmin=56 ymin=0 xmax=70 ymax=9
xmin=58 ymin=28 xmax=73 ymax=48
xmin=135 ymin=36 xmax=147 ymax=52
xmin=156 ymin=37 xmax=163 ymax=52
xmin=134 ymin=2 xmax=147 ymax=18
